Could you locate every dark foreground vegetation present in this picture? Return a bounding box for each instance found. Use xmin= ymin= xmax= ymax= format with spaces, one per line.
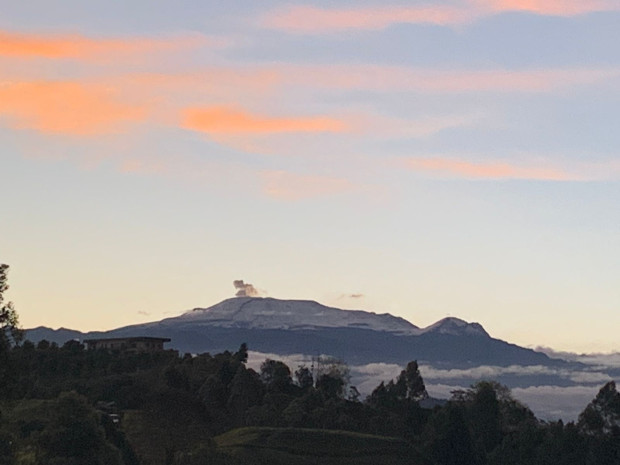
xmin=1 ymin=341 xmax=620 ymax=465
xmin=2 ymin=265 xmax=620 ymax=464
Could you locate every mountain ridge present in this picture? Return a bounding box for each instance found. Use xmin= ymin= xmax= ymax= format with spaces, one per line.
xmin=174 ymin=297 xmax=488 ymax=337
xmin=23 ymin=297 xmax=612 ymax=421
xmin=25 ymin=296 xmax=558 ymax=369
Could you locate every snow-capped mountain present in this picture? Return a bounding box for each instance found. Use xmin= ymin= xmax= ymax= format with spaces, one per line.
xmin=178 ymin=297 xmax=421 ymax=335
xmin=176 ymin=297 xmax=487 ymax=338
xmin=22 ymin=297 xmax=603 ymax=422
xmin=25 ymin=296 xmax=558 ymax=369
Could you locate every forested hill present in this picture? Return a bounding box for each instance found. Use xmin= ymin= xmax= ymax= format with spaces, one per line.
xmin=2 ymin=340 xmax=620 ymax=464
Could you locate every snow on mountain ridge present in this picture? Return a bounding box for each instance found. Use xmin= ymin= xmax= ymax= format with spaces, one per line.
xmin=179 ymin=297 xmax=487 ymax=337
xmin=181 ymin=297 xmax=420 ymax=334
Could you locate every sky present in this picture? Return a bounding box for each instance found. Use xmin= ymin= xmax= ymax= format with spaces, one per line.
xmin=1 ymin=0 xmax=620 ymax=353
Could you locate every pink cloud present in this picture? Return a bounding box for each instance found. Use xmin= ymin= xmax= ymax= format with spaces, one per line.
xmin=280 ymin=65 xmax=619 ymax=93
xmin=477 ymin=0 xmax=620 ymax=16
xmin=119 ymin=160 xmax=359 ymax=201
xmin=405 ymin=157 xmax=581 ymax=180
xmin=116 ymin=64 xmax=600 ymax=98
xmin=124 ymin=65 xmax=615 ymax=99
xmin=260 ymin=5 xmax=472 ymax=33
xmin=261 ymin=170 xmax=356 ymax=200
xmin=24 ymin=65 xmax=610 ymax=136
xmin=261 ymin=1 xmax=620 ymax=34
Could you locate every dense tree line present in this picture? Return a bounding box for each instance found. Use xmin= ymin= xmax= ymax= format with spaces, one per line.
xmin=1 ymin=339 xmax=620 ymax=465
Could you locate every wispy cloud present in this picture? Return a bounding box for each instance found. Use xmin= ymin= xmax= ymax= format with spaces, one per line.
xmin=0 ymin=30 xmax=219 ymax=61
xmin=182 ymin=106 xmax=347 ymax=135
xmin=118 ymin=65 xmax=618 ymax=103
xmin=261 ymin=170 xmax=356 ymax=200
xmin=404 ymin=157 xmax=578 ymax=181
xmin=281 ymin=66 xmax=619 ymax=93
xmin=477 ymin=0 xmax=620 ymax=17
xmin=0 ymin=81 xmax=146 ymax=135
xmin=260 ymin=5 xmax=472 ymax=33
xmin=404 ymin=156 xmax=620 ymax=181
xmin=421 ymin=363 xmax=612 ymax=384
xmin=261 ymin=1 xmax=620 ymax=34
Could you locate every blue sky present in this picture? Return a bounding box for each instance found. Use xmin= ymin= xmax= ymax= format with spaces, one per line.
xmin=1 ymin=0 xmax=619 ymax=352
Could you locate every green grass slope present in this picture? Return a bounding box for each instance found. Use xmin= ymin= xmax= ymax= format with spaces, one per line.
xmin=215 ymin=427 xmax=430 ymax=465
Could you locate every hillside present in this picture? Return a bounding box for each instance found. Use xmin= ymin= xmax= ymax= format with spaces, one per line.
xmin=214 ymin=427 xmax=430 ymax=465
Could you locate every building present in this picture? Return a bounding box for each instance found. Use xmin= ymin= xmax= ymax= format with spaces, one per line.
xmin=83 ymin=336 xmax=171 ymax=352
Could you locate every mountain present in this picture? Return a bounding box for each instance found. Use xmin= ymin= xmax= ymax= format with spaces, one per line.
xmin=26 ymin=297 xmax=557 ymax=369
xmin=25 ymin=326 xmax=85 ymax=345
xmin=422 ymin=317 xmax=489 ymax=337
xmin=24 ymin=297 xmax=607 ymax=420
xmin=179 ymin=297 xmax=421 ymax=334
xmin=178 ymin=298 xmax=489 ymax=338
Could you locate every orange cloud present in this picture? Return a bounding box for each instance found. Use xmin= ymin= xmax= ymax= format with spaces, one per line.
xmin=182 ymin=106 xmax=347 ymax=134
xmin=261 ymin=170 xmax=355 ymax=200
xmin=0 ymin=30 xmax=214 ymax=60
xmin=0 ymin=81 xmax=146 ymax=135
xmin=260 ymin=5 xmax=471 ymax=33
xmin=405 ymin=157 xmax=579 ymax=180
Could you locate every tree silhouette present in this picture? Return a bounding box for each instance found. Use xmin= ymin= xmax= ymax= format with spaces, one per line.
xmin=0 ymin=264 xmax=22 ymax=351
xmin=260 ymin=359 xmax=292 ymax=392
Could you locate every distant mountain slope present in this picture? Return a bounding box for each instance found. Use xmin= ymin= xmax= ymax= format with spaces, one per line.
xmin=25 ymin=326 xmax=84 ymax=345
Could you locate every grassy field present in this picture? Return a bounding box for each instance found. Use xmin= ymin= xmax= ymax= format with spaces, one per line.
xmin=215 ymin=427 xmax=430 ymax=465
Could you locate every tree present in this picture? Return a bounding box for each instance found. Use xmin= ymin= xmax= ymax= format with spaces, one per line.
xmin=393 ymin=360 xmax=428 ymax=402
xmin=259 ymin=359 xmax=292 ymax=392
xmin=294 ymin=365 xmax=313 ymax=391
xmin=467 ymin=381 xmax=503 ymax=454
xmin=314 ymin=356 xmax=354 ymax=399
xmin=227 ymin=366 xmax=264 ymax=422
xmin=578 ymin=381 xmax=620 ymax=435
xmin=316 ymin=373 xmax=345 ymax=399
xmin=315 ymin=356 xmax=350 ymax=384
xmin=428 ymin=406 xmax=478 ymax=465
xmin=233 ymin=343 xmax=248 ymax=364
xmin=38 ymin=392 xmax=123 ymax=464
xmin=0 ymin=264 xmax=22 ymax=351
xmin=367 ymin=381 xmax=390 ymax=408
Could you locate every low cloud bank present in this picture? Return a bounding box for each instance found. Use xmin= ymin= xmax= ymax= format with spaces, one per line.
xmin=247 ymin=351 xmax=606 ymax=421
xmin=537 ymin=347 xmax=620 ymax=369
xmin=420 ymin=364 xmax=612 ymax=384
